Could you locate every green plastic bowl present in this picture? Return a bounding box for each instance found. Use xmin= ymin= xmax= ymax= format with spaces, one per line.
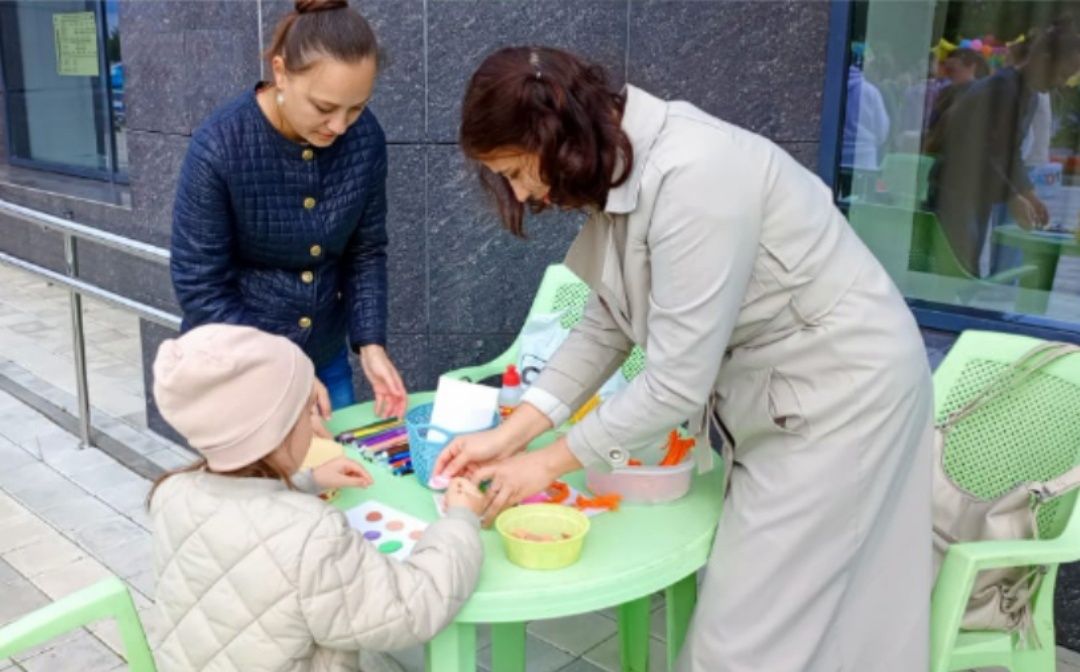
xmin=495 ymin=504 xmax=590 ymax=570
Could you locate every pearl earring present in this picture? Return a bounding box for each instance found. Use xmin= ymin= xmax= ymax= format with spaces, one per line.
xmin=276 ymin=91 xmax=285 ymax=106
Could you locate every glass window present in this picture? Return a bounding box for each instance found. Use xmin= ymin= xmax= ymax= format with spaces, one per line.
xmin=0 ymin=0 xmax=127 ymax=181
xmin=837 ymin=1 xmax=1080 ymax=334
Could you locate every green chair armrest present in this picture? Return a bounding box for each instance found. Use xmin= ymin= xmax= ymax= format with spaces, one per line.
xmin=984 ymin=264 xmax=1041 ymax=286
xmin=0 ymin=576 xmax=155 ymax=671
xmin=931 ymin=532 xmax=1080 ymax=672
xmin=948 ymin=535 xmax=1080 ymax=571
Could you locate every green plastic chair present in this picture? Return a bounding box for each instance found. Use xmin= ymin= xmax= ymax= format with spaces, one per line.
xmin=0 ymin=575 xmax=155 ymax=670
xmin=879 ymin=153 xmax=935 ymax=211
xmin=908 ymin=210 xmax=1040 ymax=286
xmin=931 ymin=330 xmax=1080 ymax=672
xmin=443 ymin=265 xmax=696 ymax=671
xmin=445 ymin=264 xmax=645 ymax=384
xmin=848 ymin=204 xmax=1038 ymax=288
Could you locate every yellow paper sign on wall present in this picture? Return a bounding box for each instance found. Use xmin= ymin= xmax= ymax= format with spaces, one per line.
xmin=53 ymin=12 xmax=100 ymax=77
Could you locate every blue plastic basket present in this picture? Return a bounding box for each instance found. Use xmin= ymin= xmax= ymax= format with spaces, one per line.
xmin=405 ymin=403 xmax=497 ymax=488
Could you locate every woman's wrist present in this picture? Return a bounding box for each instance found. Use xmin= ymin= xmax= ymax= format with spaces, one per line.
xmin=490 ymin=423 xmax=526 ymax=459
xmin=497 ymin=402 xmax=553 ymax=453
xmin=538 ymin=437 xmax=583 ymax=481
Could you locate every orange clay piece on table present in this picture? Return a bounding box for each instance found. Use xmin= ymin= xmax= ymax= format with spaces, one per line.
xmin=664 ymin=441 xmax=693 ymax=466
xmin=574 ymin=493 xmax=622 ymax=512
xmin=627 ymin=459 xmax=643 ymax=467
xmin=545 ymin=481 xmax=570 ymax=503
xmin=659 ymin=430 xmax=696 ymax=467
xmin=510 ymin=528 xmax=573 ymax=542
xmin=522 ymin=481 xmax=572 ymax=505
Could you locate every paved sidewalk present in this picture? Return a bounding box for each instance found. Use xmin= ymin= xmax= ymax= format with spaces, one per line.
xmin=0 ymin=390 xmax=159 ymax=671
xmin=0 ymin=264 xmax=146 ymax=428
xmin=0 ymin=264 xmax=191 ymax=477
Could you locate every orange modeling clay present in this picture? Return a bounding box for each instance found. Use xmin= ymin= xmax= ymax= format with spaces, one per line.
xmin=627 ymin=459 xmax=643 ymax=467
xmin=521 ymin=481 xmax=571 ymax=505
xmin=574 ymin=493 xmax=622 ymax=512
xmin=510 ymin=529 xmax=573 ymax=542
xmin=659 ymin=430 xmax=696 ymax=467
xmin=546 ymin=481 xmax=570 ymax=503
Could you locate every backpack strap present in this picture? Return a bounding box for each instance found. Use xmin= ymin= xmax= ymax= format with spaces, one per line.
xmin=939 ymin=342 xmax=1080 ymax=432
xmin=1033 ymin=463 xmax=1080 ymax=502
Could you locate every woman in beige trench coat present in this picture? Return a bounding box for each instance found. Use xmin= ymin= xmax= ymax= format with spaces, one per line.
xmin=436 ymin=46 xmax=934 ymax=672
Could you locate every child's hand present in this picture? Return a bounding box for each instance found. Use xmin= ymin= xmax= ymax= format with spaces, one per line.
xmin=444 ymin=478 xmax=486 ymax=517
xmin=435 ymin=428 xmax=517 ymax=479
xmin=313 ymin=457 xmax=373 ymax=490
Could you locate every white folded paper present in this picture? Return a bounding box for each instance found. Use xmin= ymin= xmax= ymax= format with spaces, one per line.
xmin=428 ymin=375 xmax=499 ymax=443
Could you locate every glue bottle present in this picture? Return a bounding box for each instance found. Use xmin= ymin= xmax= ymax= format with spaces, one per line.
xmin=498 ymin=364 xmax=523 ymax=419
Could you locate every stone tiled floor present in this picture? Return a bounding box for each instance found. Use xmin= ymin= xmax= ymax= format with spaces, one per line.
xmin=0 ymin=391 xmax=158 ymax=671
xmin=0 ymin=264 xmax=146 ymax=427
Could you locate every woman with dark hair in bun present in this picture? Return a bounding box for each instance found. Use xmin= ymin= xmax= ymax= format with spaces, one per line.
xmin=170 ymin=0 xmax=406 ymax=428
xmin=437 ymin=46 xmax=933 ymax=671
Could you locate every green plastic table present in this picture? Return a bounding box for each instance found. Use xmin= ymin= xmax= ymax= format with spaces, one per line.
xmin=327 ymin=392 xmax=725 ymax=672
xmin=992 ymin=224 xmax=1080 ymax=313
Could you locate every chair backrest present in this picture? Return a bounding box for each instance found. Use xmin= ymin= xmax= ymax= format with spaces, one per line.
xmin=908 ymin=210 xmax=976 ymax=280
xmin=933 ymin=330 xmax=1080 ymax=538
xmin=846 ymin=204 xmax=975 ymax=281
xmin=530 ymin=265 xmax=645 ymax=380
xmin=880 ymin=153 xmax=935 ymax=210
xmin=847 ymin=203 xmax=915 ymax=279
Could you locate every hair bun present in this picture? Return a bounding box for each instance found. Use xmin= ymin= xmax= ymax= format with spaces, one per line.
xmin=295 ymin=0 xmax=348 ymax=15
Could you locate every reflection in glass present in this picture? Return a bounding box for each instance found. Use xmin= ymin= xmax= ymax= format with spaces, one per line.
xmin=840 ymin=1 xmax=1080 ymax=332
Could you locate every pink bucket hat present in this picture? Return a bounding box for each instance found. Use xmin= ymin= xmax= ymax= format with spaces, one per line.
xmin=152 ymin=324 xmax=315 ymax=471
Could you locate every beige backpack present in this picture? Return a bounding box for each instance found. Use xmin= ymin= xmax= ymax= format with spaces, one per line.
xmin=933 ymin=342 xmax=1080 ymax=635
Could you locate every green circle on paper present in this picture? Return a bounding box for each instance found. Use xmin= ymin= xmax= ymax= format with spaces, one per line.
xmin=378 ymin=540 xmax=404 ymax=554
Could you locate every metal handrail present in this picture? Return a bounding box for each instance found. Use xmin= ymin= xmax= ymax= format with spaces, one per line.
xmin=0 ymin=251 xmax=180 ymax=329
xmin=0 ymin=197 xmax=179 ymax=449
xmin=0 ymin=199 xmax=170 ymax=264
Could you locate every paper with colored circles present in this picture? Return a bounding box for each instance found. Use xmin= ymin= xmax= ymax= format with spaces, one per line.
xmin=344 ymin=501 xmax=429 ymax=561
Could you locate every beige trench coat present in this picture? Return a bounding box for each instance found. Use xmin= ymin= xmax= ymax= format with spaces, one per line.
xmin=521 ymin=86 xmax=933 ymax=671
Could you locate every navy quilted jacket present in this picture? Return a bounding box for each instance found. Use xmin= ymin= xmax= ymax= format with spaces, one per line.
xmin=170 ymin=88 xmax=388 ymax=368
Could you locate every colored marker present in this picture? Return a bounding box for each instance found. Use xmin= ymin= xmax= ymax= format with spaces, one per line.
xmin=364 ymin=431 xmax=408 ymax=447
xmin=336 ymin=418 xmax=403 ymax=442
xmin=360 ymin=427 xmax=407 ymax=447
xmin=366 ymin=440 xmax=410 ymax=456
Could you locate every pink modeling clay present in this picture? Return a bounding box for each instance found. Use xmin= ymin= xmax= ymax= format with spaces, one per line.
xmin=428 ymin=474 xmax=451 ymax=490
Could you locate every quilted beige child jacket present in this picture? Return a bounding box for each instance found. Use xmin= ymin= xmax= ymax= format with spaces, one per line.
xmin=148 ymin=471 xmax=483 ymax=671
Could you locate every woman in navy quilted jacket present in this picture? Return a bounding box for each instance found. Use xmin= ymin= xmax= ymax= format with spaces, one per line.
xmin=170 ymin=0 xmax=406 ymax=422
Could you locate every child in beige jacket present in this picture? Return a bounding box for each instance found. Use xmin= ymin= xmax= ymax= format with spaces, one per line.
xmin=147 ymin=324 xmax=485 ymax=671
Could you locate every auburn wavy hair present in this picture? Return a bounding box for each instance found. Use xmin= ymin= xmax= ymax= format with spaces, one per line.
xmin=459 ymin=46 xmax=633 ymax=237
